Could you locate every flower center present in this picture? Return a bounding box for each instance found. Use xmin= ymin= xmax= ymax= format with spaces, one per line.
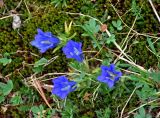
xmin=61 ymin=85 xmax=71 ymax=91
xmin=107 ymin=71 xmax=116 ymax=80
xmin=73 ymin=47 xmax=80 ymax=55
xmin=70 ymin=52 xmax=74 ymax=56
xmin=41 ymin=40 xmax=52 ymax=44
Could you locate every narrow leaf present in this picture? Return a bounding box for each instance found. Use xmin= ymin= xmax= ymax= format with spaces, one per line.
xmin=147 ymin=37 xmax=156 ymax=54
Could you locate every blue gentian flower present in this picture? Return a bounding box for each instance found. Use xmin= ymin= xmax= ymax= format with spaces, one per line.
xmin=97 ymin=64 xmax=122 ymax=88
xmin=31 ymin=28 xmax=60 ymax=53
xmin=52 ymin=76 xmax=77 ymax=99
xmin=62 ymin=40 xmax=84 ymax=62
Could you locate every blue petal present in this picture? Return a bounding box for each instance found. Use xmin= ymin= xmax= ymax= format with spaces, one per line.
xmin=109 ymin=64 xmax=115 ymax=72
xmin=52 ymin=76 xmax=68 ymax=84
xmin=97 ymin=75 xmax=108 ymax=83
xmin=62 ymin=40 xmax=84 ymax=62
xmin=97 ymin=64 xmax=122 ymax=88
xmin=44 ymin=32 xmax=52 ymax=37
xmin=37 ymin=28 xmax=44 ymax=34
xmin=59 ymin=92 xmax=69 ymax=99
xmin=114 ymin=75 xmax=121 ymax=82
xmin=30 ymin=40 xmax=38 ymax=47
xmin=52 ymin=88 xmax=68 ymax=99
xmin=107 ymin=79 xmax=115 ymax=88
xmin=51 ymin=76 xmax=77 ymax=99
xmin=40 ymin=48 xmax=47 ymax=53
xmin=30 ymin=28 xmax=60 ymax=53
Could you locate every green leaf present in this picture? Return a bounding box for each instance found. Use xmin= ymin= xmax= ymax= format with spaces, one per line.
xmin=131 ymin=0 xmax=142 ymax=19
xmin=61 ymin=102 xmax=75 ymax=118
xmin=150 ymin=71 xmax=160 ymax=82
xmin=0 ymin=58 xmax=12 ymax=66
xmin=39 ymin=105 xmax=44 ymax=111
xmin=3 ymin=52 xmax=10 ymax=57
xmin=0 ymin=82 xmax=6 ymax=88
xmin=103 ymin=107 xmax=111 ymax=118
xmin=106 ymin=34 xmax=116 ymax=44
xmin=31 ymin=105 xmax=44 ymax=118
xmin=117 ymin=26 xmax=122 ymax=30
xmin=109 ymin=25 xmax=115 ymax=33
xmin=0 ymin=80 xmax=13 ymax=96
xmin=129 ymin=76 xmax=144 ymax=85
xmin=69 ymin=61 xmax=85 ymax=72
xmin=53 ymin=33 xmax=76 ymax=54
xmin=82 ymin=19 xmax=100 ymax=35
xmin=81 ymin=19 xmax=101 ymax=49
xmin=51 ymin=0 xmax=67 ymax=7
xmin=134 ymin=114 xmax=143 ymax=118
xmin=136 ymin=84 xmax=157 ymax=102
xmin=10 ymin=95 xmax=23 ymax=105
xmin=117 ymin=20 xmax=122 ymax=26
xmin=33 ymin=58 xmax=48 ymax=73
xmin=112 ymin=20 xmax=123 ymax=31
xmin=18 ymin=105 xmax=30 ymax=112
xmin=34 ymin=58 xmax=48 ymax=67
xmin=32 ymin=66 xmax=43 ymax=73
xmin=112 ymin=21 xmax=117 ymax=27
xmin=134 ymin=107 xmax=152 ymax=118
xmin=96 ymin=107 xmax=111 ymax=118
xmin=46 ymin=109 xmax=56 ymax=118
xmin=31 ymin=106 xmax=40 ymax=113
xmin=146 ymin=114 xmax=152 ymax=118
xmin=139 ymin=107 xmax=145 ymax=117
xmin=0 ymin=95 xmax=5 ymax=103
xmin=147 ymin=37 xmax=157 ymax=54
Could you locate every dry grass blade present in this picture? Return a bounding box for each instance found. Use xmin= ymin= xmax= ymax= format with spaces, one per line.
xmin=120 ymin=87 xmax=138 ymax=118
xmin=31 ymin=76 xmax=52 ymax=109
xmin=148 ymin=0 xmax=160 ymax=23
xmin=126 ymin=98 xmax=160 ymax=117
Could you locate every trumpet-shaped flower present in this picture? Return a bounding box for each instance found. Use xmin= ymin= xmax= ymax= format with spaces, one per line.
xmin=62 ymin=40 xmax=84 ymax=62
xmin=52 ymin=76 xmax=77 ymax=99
xmin=31 ymin=28 xmax=60 ymax=53
xmin=97 ymin=64 xmax=122 ymax=88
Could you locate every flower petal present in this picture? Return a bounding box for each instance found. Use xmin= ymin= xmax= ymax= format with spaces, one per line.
xmin=97 ymin=64 xmax=122 ymax=88
xmin=52 ymin=76 xmax=77 ymax=99
xmin=30 ymin=28 xmax=60 ymax=53
xmin=62 ymin=40 xmax=84 ymax=62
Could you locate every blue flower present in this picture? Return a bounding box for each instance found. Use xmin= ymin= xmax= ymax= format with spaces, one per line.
xmin=62 ymin=40 xmax=84 ymax=62
xmin=31 ymin=28 xmax=60 ymax=53
xmin=97 ymin=64 xmax=122 ymax=88
xmin=52 ymin=76 xmax=77 ymax=99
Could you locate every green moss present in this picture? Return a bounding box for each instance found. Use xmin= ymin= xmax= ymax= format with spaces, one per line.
xmin=0 ymin=2 xmax=71 ymax=75
xmin=130 ymin=40 xmax=157 ymax=68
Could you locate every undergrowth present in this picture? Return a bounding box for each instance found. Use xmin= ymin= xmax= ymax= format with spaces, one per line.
xmin=0 ymin=0 xmax=160 ymax=118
